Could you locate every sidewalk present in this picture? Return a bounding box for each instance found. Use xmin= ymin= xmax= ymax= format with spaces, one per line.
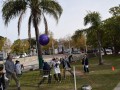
xmin=114 ymin=82 xmax=120 ymax=90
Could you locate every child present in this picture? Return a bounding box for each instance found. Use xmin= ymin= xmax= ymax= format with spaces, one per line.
xmin=15 ymin=60 xmax=22 ymax=77
xmin=52 ymin=58 xmax=61 ymax=82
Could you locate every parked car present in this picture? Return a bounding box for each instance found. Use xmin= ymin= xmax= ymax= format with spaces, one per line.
xmin=13 ymin=55 xmax=20 ymax=59
xmin=20 ymin=53 xmax=27 ymax=58
xmin=20 ymin=54 xmax=25 ymax=58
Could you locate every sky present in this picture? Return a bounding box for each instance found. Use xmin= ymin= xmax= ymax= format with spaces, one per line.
xmin=0 ymin=0 xmax=120 ymax=43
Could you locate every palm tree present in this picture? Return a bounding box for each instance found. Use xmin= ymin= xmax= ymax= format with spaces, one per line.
xmin=84 ymin=11 xmax=103 ymax=65
xmin=2 ymin=0 xmax=63 ymax=69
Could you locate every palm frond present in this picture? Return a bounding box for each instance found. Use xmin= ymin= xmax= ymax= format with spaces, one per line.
xmin=43 ymin=7 xmax=59 ymax=23
xmin=84 ymin=11 xmax=101 ymax=27
xmin=2 ymin=0 xmax=27 ymax=25
xmin=46 ymin=0 xmax=63 ymax=17
xmin=40 ymin=0 xmax=63 ymax=23
xmin=43 ymin=14 xmax=48 ymax=35
xmin=18 ymin=10 xmax=25 ymax=36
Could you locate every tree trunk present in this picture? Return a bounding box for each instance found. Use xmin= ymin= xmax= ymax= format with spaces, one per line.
xmin=33 ymin=16 xmax=43 ymax=69
xmin=97 ymin=31 xmax=103 ymax=65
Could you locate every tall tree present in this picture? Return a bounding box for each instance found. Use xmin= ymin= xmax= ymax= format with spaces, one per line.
xmin=109 ymin=5 xmax=120 ymax=16
xmin=2 ymin=38 xmax=12 ymax=54
xmin=2 ymin=0 xmax=63 ymax=69
xmin=0 ymin=36 xmax=6 ymax=51
xmin=11 ymin=39 xmax=30 ymax=54
xmin=103 ymin=17 xmax=120 ymax=54
xmin=71 ymin=30 xmax=86 ymax=51
xmin=107 ymin=5 xmax=120 ymax=54
xmin=84 ymin=11 xmax=103 ymax=65
xmin=11 ymin=39 xmax=22 ymax=54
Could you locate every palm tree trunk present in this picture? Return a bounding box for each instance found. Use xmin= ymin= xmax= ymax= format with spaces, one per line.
xmin=33 ymin=16 xmax=43 ymax=69
xmin=97 ymin=31 xmax=103 ymax=65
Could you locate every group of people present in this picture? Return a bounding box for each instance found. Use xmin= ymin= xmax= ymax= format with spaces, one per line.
xmin=0 ymin=54 xmax=89 ymax=89
xmin=0 ymin=54 xmax=22 ymax=90
xmin=38 ymin=55 xmax=74 ymax=86
xmin=38 ymin=54 xmax=89 ymax=86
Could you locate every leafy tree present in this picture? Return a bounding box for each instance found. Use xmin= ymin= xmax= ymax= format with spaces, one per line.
xmin=103 ymin=17 xmax=120 ymax=54
xmin=2 ymin=0 xmax=63 ymax=69
xmin=11 ymin=39 xmax=22 ymax=54
xmin=29 ymin=38 xmax=36 ymax=49
xmin=2 ymin=38 xmax=12 ymax=54
xmin=106 ymin=5 xmax=120 ymax=54
xmin=84 ymin=11 xmax=103 ymax=65
xmin=109 ymin=5 xmax=120 ymax=16
xmin=71 ymin=30 xmax=86 ymax=51
xmin=0 ymin=36 xmax=6 ymax=51
xmin=11 ymin=39 xmax=30 ymax=54
xmin=22 ymin=40 xmax=30 ymax=53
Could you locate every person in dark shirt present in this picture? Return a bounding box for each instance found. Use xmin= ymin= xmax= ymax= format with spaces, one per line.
xmin=0 ymin=64 xmax=5 ymax=90
xmin=61 ymin=56 xmax=74 ymax=79
xmin=82 ymin=54 xmax=89 ymax=73
xmin=38 ymin=62 xmax=52 ymax=86
xmin=68 ymin=55 xmax=73 ymax=63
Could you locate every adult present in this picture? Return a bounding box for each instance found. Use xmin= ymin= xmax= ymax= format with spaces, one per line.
xmin=38 ymin=62 xmax=52 ymax=86
xmin=5 ymin=54 xmax=20 ymax=90
xmin=68 ymin=55 xmax=73 ymax=63
xmin=61 ymin=56 xmax=74 ymax=79
xmin=82 ymin=54 xmax=89 ymax=73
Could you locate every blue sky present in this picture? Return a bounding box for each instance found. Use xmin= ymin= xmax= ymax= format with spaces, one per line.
xmin=0 ymin=0 xmax=119 ymax=43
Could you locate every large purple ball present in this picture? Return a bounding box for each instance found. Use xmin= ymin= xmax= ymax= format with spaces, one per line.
xmin=39 ymin=34 xmax=49 ymax=46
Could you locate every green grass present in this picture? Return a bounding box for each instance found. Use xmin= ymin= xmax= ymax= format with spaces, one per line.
xmin=8 ymin=55 xmax=120 ymax=90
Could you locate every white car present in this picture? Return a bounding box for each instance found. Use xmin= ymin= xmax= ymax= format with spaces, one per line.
xmin=13 ymin=56 xmax=20 ymax=59
xmin=15 ymin=56 xmax=20 ymax=59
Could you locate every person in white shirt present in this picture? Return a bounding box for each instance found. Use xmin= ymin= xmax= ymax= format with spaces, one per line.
xmin=51 ymin=58 xmax=61 ymax=82
xmin=15 ymin=60 xmax=22 ymax=77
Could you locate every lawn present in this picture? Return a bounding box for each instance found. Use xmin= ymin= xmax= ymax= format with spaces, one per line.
xmin=8 ymin=55 xmax=120 ymax=90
